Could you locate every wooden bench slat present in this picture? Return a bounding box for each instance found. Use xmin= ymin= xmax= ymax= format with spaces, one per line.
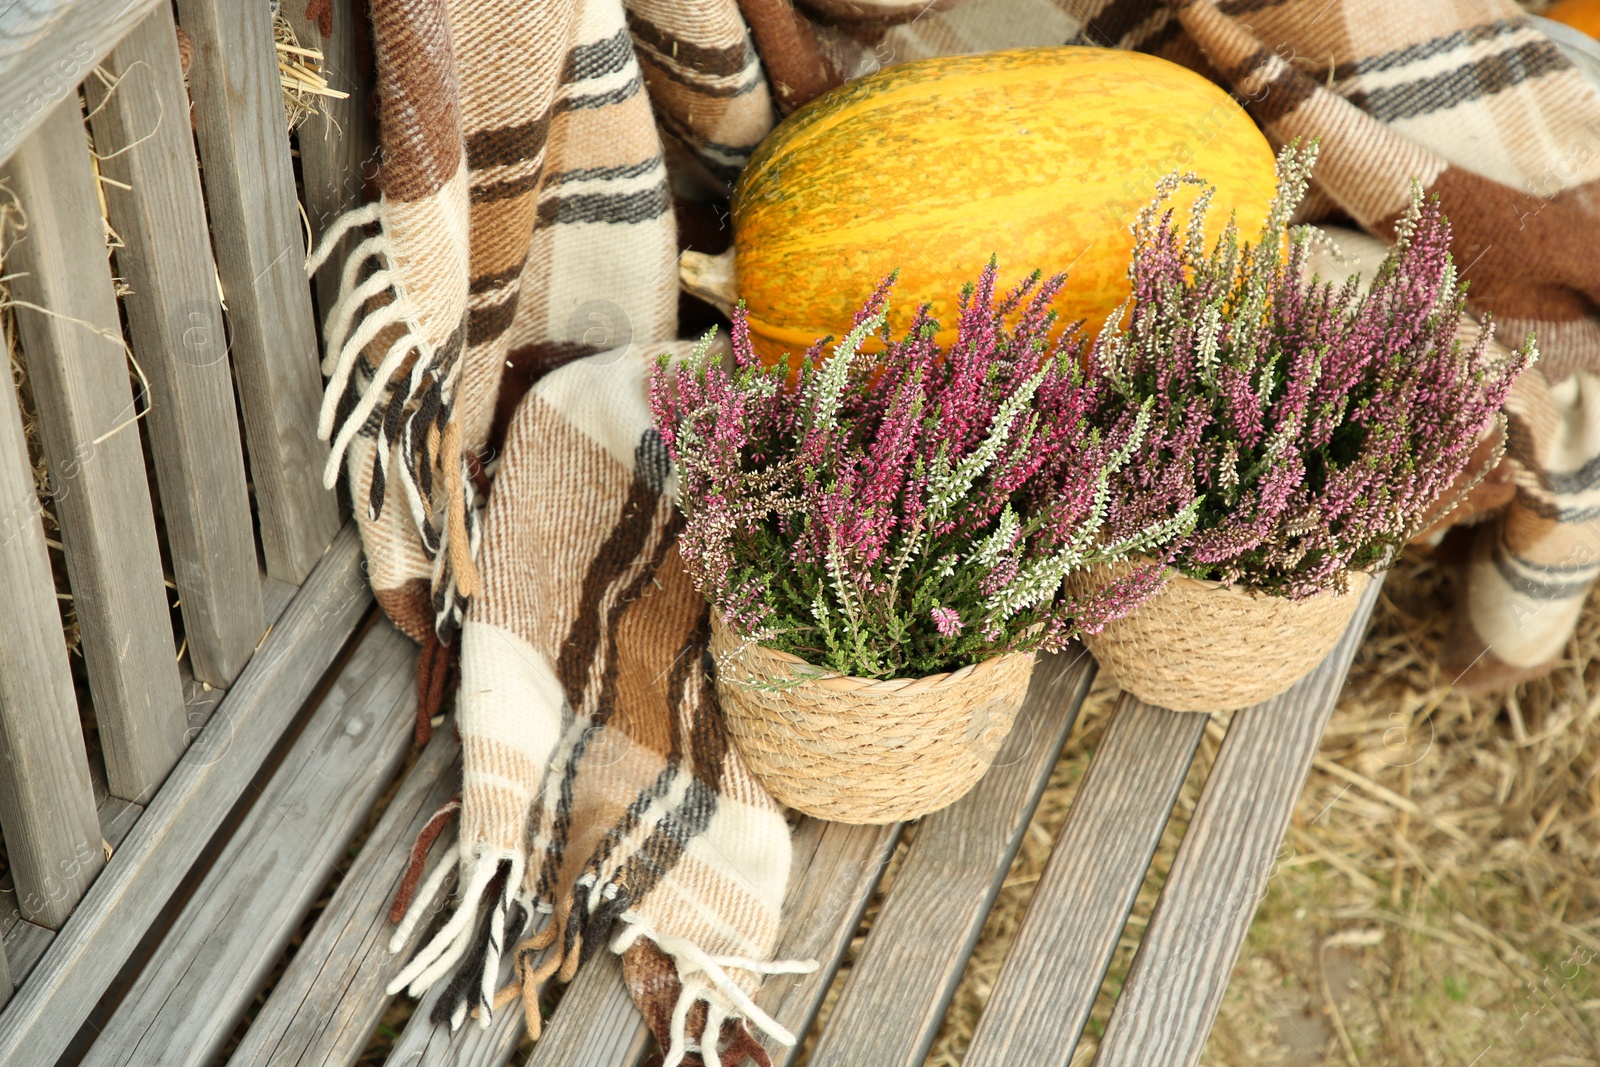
xmin=961 ymin=698 xmax=1209 ymax=1067
xmin=1 ymin=918 xmax=50 ymax=991
xmin=263 ymin=576 xmax=301 ymax=628
xmin=0 ymin=793 xmax=149 ymax=998
xmin=2 ymin=882 xmax=49 ymax=983
xmin=753 ymin=819 xmax=905 ymax=1067
xmin=1091 ymin=578 xmax=1384 ymax=1067
xmin=0 ymin=104 xmax=114 ymax=931
xmin=98 ymin=797 xmax=143 ymax=855
xmin=0 ymin=524 xmax=370 ymax=1067
xmin=4 ymin=93 xmax=187 ymax=810
xmin=0 ymin=937 xmax=10 ymax=1012
xmin=83 ymin=615 xmax=416 ymax=1067
xmin=0 ymin=269 xmax=100 ymax=922
xmin=0 ymin=602 xmax=244 ymax=972
xmin=381 ymin=939 xmax=533 ymax=1067
xmin=227 ymin=728 xmax=462 ymax=1067
xmin=84 ymin=5 xmax=266 ymax=689
xmin=0 ymin=0 xmax=162 ymax=165
xmin=806 ymin=649 xmax=1095 ymax=1067
xmin=281 ymin=0 xmax=375 ymax=322
xmin=175 ymin=0 xmax=340 ymax=583
xmin=524 ymin=951 xmax=655 ymax=1067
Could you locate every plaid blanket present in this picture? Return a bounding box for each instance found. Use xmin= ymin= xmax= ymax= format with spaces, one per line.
xmin=312 ymin=0 xmax=802 ymax=1061
xmin=310 ymin=0 xmax=773 ymax=651
xmin=314 ymin=0 xmax=1600 ymax=1061
xmin=386 ymin=342 xmax=805 ymax=1058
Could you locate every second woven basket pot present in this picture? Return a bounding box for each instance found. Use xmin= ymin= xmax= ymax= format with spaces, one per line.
xmin=708 ymin=616 xmax=1037 ymax=824
xmin=1071 ymin=562 xmax=1372 ymax=713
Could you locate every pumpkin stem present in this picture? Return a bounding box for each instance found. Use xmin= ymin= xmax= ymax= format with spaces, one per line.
xmin=680 ymin=249 xmax=739 ymax=317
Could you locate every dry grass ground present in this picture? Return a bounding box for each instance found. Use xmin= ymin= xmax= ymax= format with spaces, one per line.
xmin=884 ymin=545 xmax=1600 ymax=1067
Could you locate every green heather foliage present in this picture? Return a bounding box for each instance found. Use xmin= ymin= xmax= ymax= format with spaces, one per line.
xmin=1088 ymin=142 xmax=1534 ymax=598
xmin=651 ymin=268 xmax=1193 ymax=679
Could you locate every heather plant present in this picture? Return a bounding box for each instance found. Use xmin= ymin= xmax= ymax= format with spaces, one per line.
xmin=1088 ymin=141 xmax=1535 ymax=599
xmin=650 ymin=265 xmax=1198 ymax=679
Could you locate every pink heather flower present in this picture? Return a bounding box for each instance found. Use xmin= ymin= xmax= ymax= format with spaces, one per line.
xmin=650 ymin=262 xmax=1189 ymax=679
xmin=1086 ymin=140 xmax=1535 ymax=599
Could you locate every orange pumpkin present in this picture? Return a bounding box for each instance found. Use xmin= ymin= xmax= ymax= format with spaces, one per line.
xmin=731 ymin=47 xmax=1278 ymax=360
xmin=1547 ymin=0 xmax=1600 ymax=39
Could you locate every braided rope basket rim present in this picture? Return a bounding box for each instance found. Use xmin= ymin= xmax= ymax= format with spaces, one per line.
xmin=718 ymin=632 xmax=1022 ymax=693
xmin=1069 ymin=561 xmax=1374 ymax=713
xmin=709 ymin=616 xmax=1037 ymax=824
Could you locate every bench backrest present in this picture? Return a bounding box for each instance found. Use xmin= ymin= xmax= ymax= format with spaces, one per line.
xmin=0 ymin=0 xmax=364 ymax=976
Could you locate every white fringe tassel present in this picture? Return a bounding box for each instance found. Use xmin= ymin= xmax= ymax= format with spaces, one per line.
xmin=323 ymin=247 xmax=392 ymax=356
xmin=611 ymin=921 xmax=819 ymax=1064
xmin=304 ymin=201 xmax=381 ymax=276
xmin=388 ymin=852 xmax=497 ymax=995
xmin=322 ymin=329 xmax=423 ymax=489
xmin=475 ymin=855 xmax=527 ymax=1028
xmin=305 ymin=202 xmax=436 ymax=495
xmin=389 ymin=840 xmax=459 ymax=951
xmin=386 ymin=847 xmax=528 ymax=1034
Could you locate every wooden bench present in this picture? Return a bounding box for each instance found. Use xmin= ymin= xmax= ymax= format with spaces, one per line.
xmin=0 ymin=5 xmax=1386 ymax=1066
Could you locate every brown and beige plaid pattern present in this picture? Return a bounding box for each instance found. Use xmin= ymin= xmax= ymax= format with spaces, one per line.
xmin=387 ymin=344 xmax=803 ymax=1062
xmin=313 ymin=0 xmax=774 ymax=648
xmin=316 ymin=0 xmax=798 ymax=1058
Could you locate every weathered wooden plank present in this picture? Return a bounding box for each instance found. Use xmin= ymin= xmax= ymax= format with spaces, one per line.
xmin=0 ymin=795 xmax=136 ymax=995
xmin=263 ymin=576 xmax=300 ymax=628
xmin=175 ymin=0 xmax=340 ymax=582
xmin=99 ymin=796 xmax=142 ymax=855
xmin=961 ymin=699 xmax=1209 ymax=1067
xmin=757 ymin=819 xmax=905 ymax=1067
xmin=381 ymin=942 xmax=534 ymax=1067
xmin=178 ymin=662 xmax=226 ymax=745
xmin=1 ymin=874 xmax=31 ymax=942
xmin=807 ymin=649 xmax=1096 ymax=1067
xmin=0 ymin=0 xmax=162 ymax=165
xmin=85 ymin=616 xmax=417 ymax=1067
xmin=1091 ymin=578 xmax=1384 ymax=1067
xmin=0 ymin=524 xmax=371 ymax=1067
xmin=84 ymin=5 xmax=266 ymax=689
xmin=282 ymin=0 xmax=375 ymax=321
xmin=227 ymin=727 xmax=461 ymax=1067
xmin=5 ymin=94 xmax=186 ymax=807
xmin=0 ymin=937 xmax=10 ymax=1012
xmin=2 ymin=918 xmax=51 ymax=989
xmin=525 ymin=952 xmax=655 ymax=1067
xmin=0 ymin=137 xmax=104 ymax=928
xmin=518 ymin=815 xmax=906 ymax=1067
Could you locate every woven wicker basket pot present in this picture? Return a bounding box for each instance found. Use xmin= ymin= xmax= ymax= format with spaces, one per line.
xmin=1071 ymin=562 xmax=1373 ymax=713
xmin=708 ymin=616 xmax=1038 ymax=824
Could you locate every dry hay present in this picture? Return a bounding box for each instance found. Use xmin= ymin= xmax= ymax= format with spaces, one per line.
xmin=878 ymin=546 xmax=1600 ymax=1067
xmin=273 ymin=12 xmax=347 ymax=133
xmin=0 ymin=182 xmax=79 ymax=658
xmin=1201 ymin=548 xmax=1600 ymax=1067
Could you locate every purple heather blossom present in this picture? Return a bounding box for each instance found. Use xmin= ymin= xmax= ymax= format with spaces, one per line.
xmin=1087 ymin=141 xmax=1535 ymax=599
xmin=650 ymin=264 xmax=1193 ymax=679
